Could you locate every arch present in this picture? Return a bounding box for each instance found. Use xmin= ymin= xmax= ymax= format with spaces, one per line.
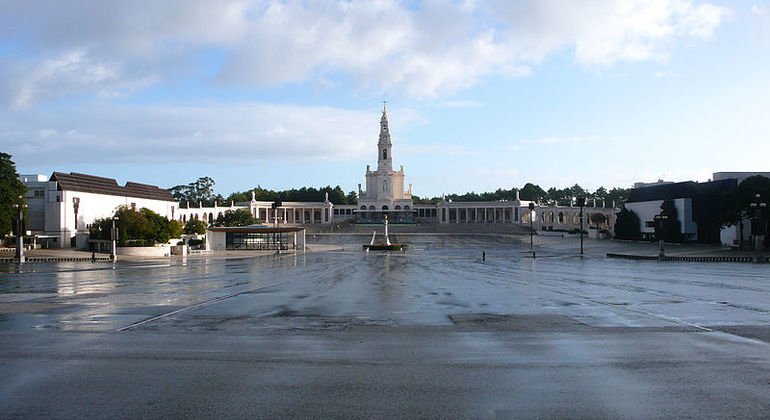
xmin=304 ymin=210 xmax=311 ymax=221
xmin=558 ymin=212 xmax=564 ymax=224
xmin=383 ymin=149 xmax=387 ymax=160
xmin=194 ymin=214 xmax=198 ymax=221
xmin=394 ymin=205 xmax=401 ymax=210
xmin=549 ymin=212 xmax=554 ymax=223
xmin=404 ymin=205 xmax=410 ymax=210
xmin=360 ymin=205 xmax=366 ymax=210
xmin=218 ymin=212 xmax=223 ymax=218
xmin=382 ymin=205 xmax=389 ymax=211
xmin=314 ymin=210 xmax=321 ymax=222
xmin=183 ymin=215 xmax=187 ymax=222
xmin=369 ymin=205 xmax=375 ymax=211
xmin=208 ymin=213 xmax=214 ymax=224
xmin=382 ymin=180 xmax=388 ymax=191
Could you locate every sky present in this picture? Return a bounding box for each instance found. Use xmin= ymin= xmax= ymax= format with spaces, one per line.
xmin=1 ymin=0 xmax=769 ymax=198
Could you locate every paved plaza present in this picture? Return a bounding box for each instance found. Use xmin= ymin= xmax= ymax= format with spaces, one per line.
xmin=1 ymin=235 xmax=769 ymax=418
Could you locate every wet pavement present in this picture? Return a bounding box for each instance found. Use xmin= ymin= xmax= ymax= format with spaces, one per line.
xmin=1 ymin=235 xmax=769 ymax=418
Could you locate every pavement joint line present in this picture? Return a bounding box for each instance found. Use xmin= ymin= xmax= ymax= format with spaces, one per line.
xmin=115 ymin=279 xmax=294 ymax=332
xmin=543 ymin=287 xmax=714 ymax=332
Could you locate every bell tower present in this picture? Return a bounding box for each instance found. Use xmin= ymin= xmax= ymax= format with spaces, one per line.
xmin=377 ymin=101 xmax=393 ymax=173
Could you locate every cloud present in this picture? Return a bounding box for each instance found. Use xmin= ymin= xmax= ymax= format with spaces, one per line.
xmin=524 ymin=136 xmax=599 ymax=145
xmin=399 ymin=143 xmax=481 ymax=156
xmin=0 ymin=0 xmax=731 ymax=105
xmin=653 ymin=71 xmax=676 ymax=78
xmin=751 ymin=5 xmax=769 ymax=16
xmin=432 ymin=100 xmax=484 ymax=108
xmin=1 ymin=103 xmax=380 ymax=165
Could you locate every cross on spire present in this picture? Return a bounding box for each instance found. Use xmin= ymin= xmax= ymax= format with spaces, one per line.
xmin=382 ymin=100 xmax=387 ymax=111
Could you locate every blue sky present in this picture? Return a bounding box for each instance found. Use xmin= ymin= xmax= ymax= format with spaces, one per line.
xmin=1 ymin=0 xmax=768 ymax=198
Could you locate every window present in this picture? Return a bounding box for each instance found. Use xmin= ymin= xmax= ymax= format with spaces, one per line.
xmin=382 ymin=180 xmax=388 ymax=191
xmin=383 ymin=149 xmax=387 ymax=159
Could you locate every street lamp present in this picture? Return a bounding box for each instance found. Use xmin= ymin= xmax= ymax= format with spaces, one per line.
xmin=12 ymin=195 xmax=27 ymax=264
xmin=528 ymin=202 xmax=535 ymax=257
xmin=576 ymin=197 xmax=586 ymax=255
xmin=750 ymin=194 xmax=766 ymax=263
xmin=653 ymin=212 xmax=669 ymax=261
xmin=110 ymin=216 xmax=120 ymax=261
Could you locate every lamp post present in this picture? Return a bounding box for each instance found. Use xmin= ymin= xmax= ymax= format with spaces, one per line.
xmin=528 ymin=202 xmax=535 ymax=257
xmin=110 ymin=217 xmax=119 ymax=262
xmin=750 ymin=194 xmax=766 ymax=263
xmin=576 ymin=197 xmax=585 ymax=255
xmin=12 ymin=195 xmax=27 ymax=264
xmin=653 ymin=212 xmax=668 ymax=261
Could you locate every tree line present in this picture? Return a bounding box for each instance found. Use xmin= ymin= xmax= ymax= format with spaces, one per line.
xmin=172 ymin=177 xmax=630 ymax=209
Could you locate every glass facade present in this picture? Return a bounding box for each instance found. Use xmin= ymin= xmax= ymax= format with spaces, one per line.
xmin=225 ymin=231 xmax=293 ymax=250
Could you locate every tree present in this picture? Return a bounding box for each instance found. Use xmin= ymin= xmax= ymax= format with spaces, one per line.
xmin=716 ymin=175 xmax=770 ymax=228
xmin=168 ymin=220 xmax=183 ymax=239
xmin=614 ymin=208 xmax=641 ymax=240
xmin=184 ymin=219 xmax=208 ymax=235
xmin=607 ymin=187 xmax=630 ymax=208
xmin=660 ymin=199 xmax=683 ymax=243
xmin=90 ymin=206 xmax=181 ymax=246
xmin=214 ymin=209 xmax=258 ymax=227
xmin=519 ymin=183 xmax=546 ymax=202
xmin=0 ymin=153 xmax=26 ymax=236
xmin=170 ymin=176 xmax=216 ymax=204
xmin=346 ymin=190 xmax=358 ymax=204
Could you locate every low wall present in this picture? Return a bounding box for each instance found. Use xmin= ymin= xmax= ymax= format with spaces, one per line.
xmin=117 ymin=245 xmax=171 ymax=258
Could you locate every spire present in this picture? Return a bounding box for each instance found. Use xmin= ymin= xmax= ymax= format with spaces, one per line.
xmin=377 ymin=101 xmax=393 ymax=172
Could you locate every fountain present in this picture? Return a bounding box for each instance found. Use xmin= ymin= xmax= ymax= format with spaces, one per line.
xmin=362 ymin=214 xmax=407 ymax=251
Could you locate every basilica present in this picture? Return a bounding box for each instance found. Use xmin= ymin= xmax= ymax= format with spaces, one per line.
xmin=356 ymin=104 xmax=414 ymax=223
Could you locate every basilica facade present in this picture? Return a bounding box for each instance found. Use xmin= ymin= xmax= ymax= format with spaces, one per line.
xmin=355 ymin=105 xmax=414 ymax=223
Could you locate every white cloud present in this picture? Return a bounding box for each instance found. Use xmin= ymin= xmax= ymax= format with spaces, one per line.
xmin=433 ymin=100 xmax=484 ymax=108
xmin=653 ymin=71 xmax=676 ymax=78
xmin=751 ymin=5 xmax=769 ymax=16
xmin=1 ymin=103 xmax=380 ymax=165
xmin=524 ymin=136 xmax=599 ymax=145
xmin=0 ymin=0 xmax=731 ymax=105
xmin=399 ymin=143 xmax=480 ymax=156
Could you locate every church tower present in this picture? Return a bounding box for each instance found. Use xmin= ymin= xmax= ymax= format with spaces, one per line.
xmin=377 ymin=104 xmax=393 ymax=172
xmin=357 ymin=102 xmax=413 ymax=222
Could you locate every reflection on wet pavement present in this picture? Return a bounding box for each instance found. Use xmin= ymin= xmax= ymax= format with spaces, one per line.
xmin=1 ymin=235 xmax=769 ymax=335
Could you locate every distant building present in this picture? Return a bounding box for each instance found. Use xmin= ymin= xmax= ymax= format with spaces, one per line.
xmin=712 ymin=172 xmax=770 ymax=184
xmin=623 ymin=172 xmax=770 ymax=244
xmin=355 ymin=104 xmax=414 ymax=223
xmin=20 ymin=172 xmax=176 ymax=248
xmin=633 ymin=179 xmax=674 ymax=188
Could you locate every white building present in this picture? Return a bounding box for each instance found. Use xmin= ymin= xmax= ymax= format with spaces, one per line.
xmin=177 ymin=193 xmax=334 ymax=226
xmin=20 ymin=172 xmax=177 ymax=248
xmin=356 ymin=104 xmax=413 ymax=222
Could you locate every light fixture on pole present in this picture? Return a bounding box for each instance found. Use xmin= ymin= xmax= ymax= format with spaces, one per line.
xmin=576 ymin=197 xmax=585 ymax=255
xmin=12 ymin=195 xmax=27 ymax=264
xmin=653 ymin=211 xmax=668 ymax=261
xmin=111 ymin=216 xmax=119 ymax=262
xmin=528 ymin=202 xmax=535 ymax=258
xmin=750 ymin=193 xmax=766 ymax=263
